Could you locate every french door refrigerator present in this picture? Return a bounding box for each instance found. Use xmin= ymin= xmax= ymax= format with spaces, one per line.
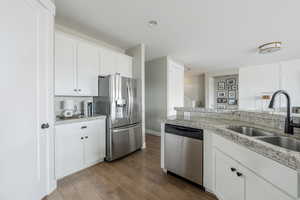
xmin=93 ymin=74 xmax=142 ymax=161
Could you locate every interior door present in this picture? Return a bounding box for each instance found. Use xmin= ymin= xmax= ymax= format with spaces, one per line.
xmin=77 ymin=42 xmax=99 ymax=96
xmin=0 ymin=0 xmax=52 ymax=199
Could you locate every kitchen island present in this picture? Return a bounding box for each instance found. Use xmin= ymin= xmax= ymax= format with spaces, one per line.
xmin=161 ymin=109 xmax=300 ymax=200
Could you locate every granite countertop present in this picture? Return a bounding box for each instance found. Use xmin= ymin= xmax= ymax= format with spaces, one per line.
xmin=164 ymin=115 xmax=300 ymax=170
xmin=55 ymin=115 xmax=106 ymax=125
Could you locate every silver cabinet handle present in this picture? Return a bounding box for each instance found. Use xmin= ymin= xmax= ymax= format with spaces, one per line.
xmin=74 ymin=89 xmax=77 ymax=92
xmin=81 ymin=126 xmax=87 ymax=129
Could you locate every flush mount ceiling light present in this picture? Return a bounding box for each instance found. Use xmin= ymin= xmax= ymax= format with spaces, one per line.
xmin=258 ymin=42 xmax=282 ymax=54
xmin=148 ymin=20 xmax=158 ymax=27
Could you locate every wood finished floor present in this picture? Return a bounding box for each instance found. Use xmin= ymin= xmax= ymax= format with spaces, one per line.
xmin=47 ymin=135 xmax=217 ymax=200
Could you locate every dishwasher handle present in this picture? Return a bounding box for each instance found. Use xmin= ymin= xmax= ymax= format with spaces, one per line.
xmin=165 ymin=124 xmax=203 ymax=140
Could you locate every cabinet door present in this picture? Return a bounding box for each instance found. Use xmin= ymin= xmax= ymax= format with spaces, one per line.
xmin=244 ymin=166 xmax=294 ymax=200
xmin=116 ymin=53 xmax=133 ymax=78
xmin=214 ymin=149 xmax=245 ymax=200
xmin=83 ymin=119 xmax=106 ymax=166
xmin=77 ymin=42 xmax=99 ymax=96
xmin=55 ymin=33 xmax=77 ymax=96
xmin=167 ymin=61 xmax=184 ymax=116
xmin=55 ymin=123 xmax=84 ymax=179
xmin=99 ymin=48 xmax=117 ymax=76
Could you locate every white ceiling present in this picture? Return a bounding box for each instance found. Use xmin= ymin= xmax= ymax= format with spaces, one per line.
xmin=56 ymin=0 xmax=300 ymax=72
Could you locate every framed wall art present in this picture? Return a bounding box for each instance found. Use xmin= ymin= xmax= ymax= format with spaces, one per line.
xmin=228 ymin=91 xmax=236 ymax=98
xmin=217 ymin=91 xmax=226 ymax=98
xmin=218 ymin=81 xmax=226 ymax=90
xmin=226 ymin=78 xmax=236 ymax=86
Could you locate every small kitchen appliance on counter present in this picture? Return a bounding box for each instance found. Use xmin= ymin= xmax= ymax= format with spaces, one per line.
xmin=83 ymin=100 xmax=94 ymax=117
xmin=61 ymin=100 xmax=75 ymax=118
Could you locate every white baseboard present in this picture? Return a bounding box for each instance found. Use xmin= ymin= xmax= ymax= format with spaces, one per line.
xmin=146 ymin=129 xmax=161 ymax=136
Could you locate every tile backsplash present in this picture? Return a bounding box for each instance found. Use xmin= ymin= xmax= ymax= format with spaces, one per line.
xmin=55 ymin=96 xmax=93 ymax=117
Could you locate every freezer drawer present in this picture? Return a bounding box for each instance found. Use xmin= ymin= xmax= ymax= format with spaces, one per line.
xmin=165 ymin=124 xmax=203 ymax=185
xmin=106 ymin=123 xmax=142 ymax=161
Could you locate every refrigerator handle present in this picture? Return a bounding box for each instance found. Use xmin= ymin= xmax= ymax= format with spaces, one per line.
xmin=126 ymin=81 xmax=132 ymax=121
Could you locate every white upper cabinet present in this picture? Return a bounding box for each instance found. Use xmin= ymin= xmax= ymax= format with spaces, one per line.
xmin=116 ymin=53 xmax=133 ymax=78
xmin=99 ymin=48 xmax=133 ymax=77
xmin=55 ymin=31 xmax=133 ymax=96
xmin=55 ymin=32 xmax=99 ymax=96
xmin=77 ymin=42 xmax=99 ymax=96
xmin=55 ymin=33 xmax=77 ymax=96
xmin=99 ymin=48 xmax=117 ymax=76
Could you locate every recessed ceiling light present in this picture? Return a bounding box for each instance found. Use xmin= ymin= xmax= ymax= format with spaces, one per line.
xmin=148 ymin=20 xmax=158 ymax=27
xmin=258 ymin=42 xmax=282 ymax=54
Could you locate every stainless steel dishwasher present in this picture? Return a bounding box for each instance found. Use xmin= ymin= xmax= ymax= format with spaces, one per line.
xmin=165 ymin=124 xmax=203 ymax=185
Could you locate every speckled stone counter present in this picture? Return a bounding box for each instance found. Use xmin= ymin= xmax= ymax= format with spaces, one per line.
xmin=55 ymin=115 xmax=106 ymax=125
xmin=163 ymin=115 xmax=300 ymax=171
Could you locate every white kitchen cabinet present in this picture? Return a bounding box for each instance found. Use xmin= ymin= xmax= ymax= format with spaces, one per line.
xmin=99 ymin=48 xmax=133 ymax=77
xmin=55 ymin=32 xmax=99 ymax=96
xmin=55 ymin=123 xmax=84 ymax=179
xmin=212 ymin=134 xmax=296 ymax=200
xmin=99 ymin=48 xmax=117 ymax=76
xmin=55 ymin=118 xmax=106 ymax=179
xmin=243 ymin=164 xmax=294 ymax=200
xmin=77 ymin=42 xmax=99 ymax=96
xmin=214 ymin=149 xmax=245 ymax=200
xmin=55 ymin=33 xmax=77 ymax=96
xmin=83 ymin=119 xmax=106 ymax=166
xmin=116 ymin=53 xmax=133 ymax=78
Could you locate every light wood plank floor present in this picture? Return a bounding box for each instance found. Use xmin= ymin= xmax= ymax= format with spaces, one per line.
xmin=47 ymin=135 xmax=217 ymax=200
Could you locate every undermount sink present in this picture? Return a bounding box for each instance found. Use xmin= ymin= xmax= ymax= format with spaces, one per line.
xmin=227 ymin=126 xmax=276 ymax=137
xmin=258 ymin=136 xmax=300 ymax=152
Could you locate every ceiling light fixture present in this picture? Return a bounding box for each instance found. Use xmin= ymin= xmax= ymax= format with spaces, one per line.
xmin=148 ymin=20 xmax=158 ymax=27
xmin=258 ymin=42 xmax=282 ymax=54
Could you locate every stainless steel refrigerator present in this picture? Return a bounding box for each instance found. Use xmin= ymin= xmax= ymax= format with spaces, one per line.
xmin=93 ymin=74 xmax=142 ymax=161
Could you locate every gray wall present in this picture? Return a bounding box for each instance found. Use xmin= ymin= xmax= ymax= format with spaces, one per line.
xmin=184 ymin=74 xmax=205 ymax=107
xmin=145 ymin=57 xmax=168 ymax=132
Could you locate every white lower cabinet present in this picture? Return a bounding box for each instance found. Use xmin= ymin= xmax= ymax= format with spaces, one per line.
xmin=55 ymin=119 xmax=106 ymax=179
xmin=213 ymin=148 xmax=294 ymax=200
xmin=214 ymin=149 xmax=245 ymax=200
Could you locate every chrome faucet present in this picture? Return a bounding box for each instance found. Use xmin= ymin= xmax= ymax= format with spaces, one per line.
xmin=269 ymin=90 xmax=300 ymax=134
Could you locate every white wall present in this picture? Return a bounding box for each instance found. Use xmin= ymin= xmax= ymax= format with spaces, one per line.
xmin=125 ymin=44 xmax=146 ymax=148
xmin=184 ymin=73 xmax=205 ymax=107
xmin=239 ymin=59 xmax=300 ymax=110
xmin=205 ymin=69 xmax=239 ymax=108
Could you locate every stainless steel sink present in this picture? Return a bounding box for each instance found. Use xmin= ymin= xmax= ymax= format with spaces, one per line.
xmin=227 ymin=126 xmax=276 ymax=137
xmin=258 ymin=136 xmax=300 ymax=152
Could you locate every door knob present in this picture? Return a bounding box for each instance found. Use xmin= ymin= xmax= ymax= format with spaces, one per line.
xmin=41 ymin=123 xmax=50 ymax=129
